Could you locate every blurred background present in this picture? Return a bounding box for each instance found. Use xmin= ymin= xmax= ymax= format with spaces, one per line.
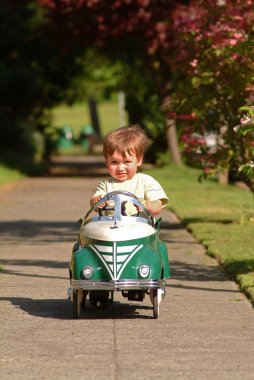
xmin=0 ymin=0 xmax=253 ymax=188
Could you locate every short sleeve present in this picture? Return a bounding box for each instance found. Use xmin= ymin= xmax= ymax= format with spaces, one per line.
xmin=143 ymin=175 xmax=168 ymax=208
xmin=92 ymin=181 xmax=107 ymax=198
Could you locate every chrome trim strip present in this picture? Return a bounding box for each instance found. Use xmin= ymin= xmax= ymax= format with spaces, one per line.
xmin=71 ymin=279 xmax=166 ymax=291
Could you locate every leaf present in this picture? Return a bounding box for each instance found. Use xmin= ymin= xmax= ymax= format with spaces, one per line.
xmin=236 ymin=124 xmax=254 ymax=136
xmin=238 ymin=164 xmax=246 ymax=173
xmin=239 ymin=106 xmax=254 ymax=114
xmin=238 ymin=163 xmax=254 ymax=179
xmin=191 ymin=77 xmax=201 ymax=89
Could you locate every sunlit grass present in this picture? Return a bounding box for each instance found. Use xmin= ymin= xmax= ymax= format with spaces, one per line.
xmin=0 ymin=164 xmax=25 ymax=185
xmin=151 ymin=165 xmax=253 ymax=223
xmin=145 ymin=164 xmax=254 ymax=304
xmin=0 ymin=152 xmax=27 ymax=186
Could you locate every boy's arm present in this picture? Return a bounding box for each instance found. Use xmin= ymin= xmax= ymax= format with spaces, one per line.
xmin=142 ymin=174 xmax=168 ymax=213
xmin=141 ymin=199 xmax=162 ymax=215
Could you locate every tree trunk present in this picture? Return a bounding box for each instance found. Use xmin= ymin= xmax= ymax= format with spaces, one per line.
xmin=218 ymin=170 xmax=229 ymax=185
xmin=88 ymin=98 xmax=101 ymax=137
xmin=118 ymin=91 xmax=126 ymax=128
xmin=166 ymin=118 xmax=182 ymax=165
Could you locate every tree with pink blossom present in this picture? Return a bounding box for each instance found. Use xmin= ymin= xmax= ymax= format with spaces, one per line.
xmin=162 ymin=0 xmax=253 ymax=186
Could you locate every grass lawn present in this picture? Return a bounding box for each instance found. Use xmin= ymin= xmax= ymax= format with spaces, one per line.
xmin=0 ymin=150 xmax=47 ymax=185
xmin=51 ymin=100 xmax=120 ymax=139
xmin=0 ymin=164 xmax=25 ymax=185
xmin=145 ymin=164 xmax=254 ymax=304
xmin=0 ymin=152 xmax=27 ymax=185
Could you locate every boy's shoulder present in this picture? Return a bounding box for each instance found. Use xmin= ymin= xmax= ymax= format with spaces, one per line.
xmin=136 ymin=172 xmax=157 ymax=182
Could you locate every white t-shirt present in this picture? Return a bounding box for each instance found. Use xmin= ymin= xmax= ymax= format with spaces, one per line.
xmin=93 ymin=172 xmax=168 ymax=208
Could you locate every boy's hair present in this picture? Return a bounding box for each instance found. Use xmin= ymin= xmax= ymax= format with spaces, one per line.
xmin=103 ymin=125 xmax=152 ymax=160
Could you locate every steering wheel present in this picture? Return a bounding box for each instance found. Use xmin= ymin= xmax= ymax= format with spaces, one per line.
xmin=82 ymin=190 xmax=154 ymax=227
xmin=104 ymin=190 xmax=139 ymax=200
xmin=97 ymin=190 xmax=142 ymax=217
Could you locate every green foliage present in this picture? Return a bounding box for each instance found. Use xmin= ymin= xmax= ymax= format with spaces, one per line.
xmin=0 ymin=163 xmax=25 ymax=185
xmin=236 ymin=125 xmax=254 ymax=136
xmin=0 ymin=1 xmax=90 ymax=161
xmin=154 ymin=151 xmax=172 ymax=167
xmin=3 ymin=0 xmax=252 ymax=172
xmin=163 ymin=1 xmax=254 ymax=183
xmin=38 ymin=0 xmax=179 ymax=163
xmin=111 ymin=61 xmax=168 ymax=162
xmin=238 ymin=163 xmax=254 ymax=179
xmin=234 ymin=105 xmax=254 ymax=190
xmin=61 ymin=50 xmax=123 ymax=104
xmin=0 ymin=149 xmax=47 ymax=185
xmin=235 ymin=106 xmax=254 ymax=136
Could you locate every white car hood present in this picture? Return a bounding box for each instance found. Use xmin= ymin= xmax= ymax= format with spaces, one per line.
xmin=80 ymin=220 xmax=156 ymax=242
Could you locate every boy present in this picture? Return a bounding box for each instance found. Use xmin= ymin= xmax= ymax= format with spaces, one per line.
xmin=90 ymin=125 xmax=168 ymax=215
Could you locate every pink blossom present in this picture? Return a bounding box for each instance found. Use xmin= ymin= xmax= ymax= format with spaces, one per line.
xmin=240 ymin=116 xmax=251 ymax=124
xmin=155 ymin=22 xmax=167 ymax=33
xmin=233 ymin=32 xmax=243 ymax=39
xmin=228 ymin=39 xmax=238 ymax=46
xmin=190 ymin=59 xmax=198 ymax=67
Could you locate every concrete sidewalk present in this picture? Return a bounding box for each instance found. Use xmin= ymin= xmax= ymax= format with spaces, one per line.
xmin=0 ymin=170 xmax=254 ymax=379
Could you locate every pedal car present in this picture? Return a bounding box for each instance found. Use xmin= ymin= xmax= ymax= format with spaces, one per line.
xmin=68 ymin=190 xmax=170 ymax=319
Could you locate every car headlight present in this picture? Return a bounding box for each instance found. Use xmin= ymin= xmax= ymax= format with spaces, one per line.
xmin=138 ymin=264 xmax=150 ymax=278
xmin=82 ymin=265 xmax=94 ymax=279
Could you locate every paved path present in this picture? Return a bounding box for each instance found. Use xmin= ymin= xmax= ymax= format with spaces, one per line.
xmin=0 ymin=158 xmax=254 ymax=379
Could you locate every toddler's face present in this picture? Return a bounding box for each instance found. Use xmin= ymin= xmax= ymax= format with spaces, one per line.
xmin=106 ymin=151 xmax=142 ymax=181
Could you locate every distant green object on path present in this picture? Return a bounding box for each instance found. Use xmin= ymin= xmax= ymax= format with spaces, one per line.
xmin=56 ymin=125 xmax=74 ymax=149
xmin=79 ymin=124 xmax=95 ymax=151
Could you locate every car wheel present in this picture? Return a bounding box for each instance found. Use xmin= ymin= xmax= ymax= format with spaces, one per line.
xmin=73 ymin=290 xmax=82 ymax=319
xmin=81 ymin=291 xmax=88 ymax=310
xmin=152 ymin=289 xmax=160 ymax=319
xmin=109 ymin=291 xmax=114 ymax=303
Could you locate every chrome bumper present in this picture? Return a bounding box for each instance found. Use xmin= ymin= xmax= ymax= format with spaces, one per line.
xmin=70 ymin=279 xmax=166 ymax=291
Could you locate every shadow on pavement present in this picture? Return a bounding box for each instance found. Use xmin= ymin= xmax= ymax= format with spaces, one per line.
xmin=0 ymin=220 xmax=78 ymax=244
xmin=0 ymin=217 xmax=200 ymax=245
xmin=160 ymin=220 xmax=185 ymax=230
xmin=1 ymin=257 xmax=239 ymax=296
xmin=2 ymin=297 xmax=154 ymax=320
xmin=0 ymin=258 xmax=69 ymax=269
xmin=1 ymin=268 xmax=68 ymax=281
xmin=181 ymin=217 xmax=234 ymax=225
xmin=169 ymin=260 xmax=240 ymax=294
xmin=48 ymin=155 xmax=109 ymax=178
xmin=170 ymin=260 xmax=226 ymax=282
xmin=168 ymin=282 xmax=239 ymax=294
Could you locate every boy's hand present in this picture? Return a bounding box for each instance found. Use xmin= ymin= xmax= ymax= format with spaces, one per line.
xmin=139 ymin=199 xmax=162 ymax=215
xmin=90 ymin=194 xmax=106 ymax=208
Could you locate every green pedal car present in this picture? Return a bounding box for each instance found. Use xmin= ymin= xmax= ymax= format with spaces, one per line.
xmin=68 ymin=191 xmax=170 ymax=319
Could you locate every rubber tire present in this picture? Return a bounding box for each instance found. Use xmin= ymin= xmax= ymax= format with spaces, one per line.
xmin=81 ymin=291 xmax=88 ymax=310
xmin=152 ymin=289 xmax=160 ymax=319
xmin=109 ymin=291 xmax=114 ymax=304
xmin=73 ymin=290 xmax=82 ymax=319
